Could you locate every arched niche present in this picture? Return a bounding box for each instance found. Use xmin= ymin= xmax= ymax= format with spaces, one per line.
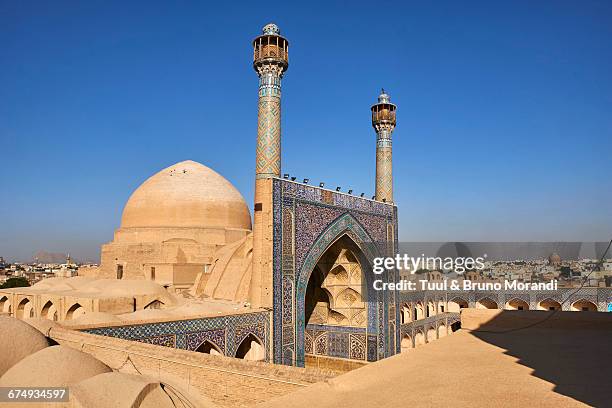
xmin=17 ymin=298 xmax=34 ymax=319
xmin=304 ymin=236 xmax=368 ymax=329
xmin=538 ymin=298 xmax=561 ymax=311
xmin=506 ymin=298 xmax=529 ymax=311
xmin=447 ymin=297 xmax=468 ymax=312
xmin=196 ymin=340 xmax=223 ymax=356
xmin=571 ymin=299 xmax=597 ymax=312
xmin=40 ymin=300 xmax=58 ymax=321
xmin=65 ymin=303 xmax=86 ymax=320
xmin=235 ymin=333 xmax=265 ymax=361
xmin=476 ymin=297 xmax=498 ymax=309
xmin=400 ymin=334 xmax=412 ymax=352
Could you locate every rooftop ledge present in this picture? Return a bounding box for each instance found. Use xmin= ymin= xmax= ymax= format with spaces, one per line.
xmin=461 ymin=308 xmax=612 ymax=332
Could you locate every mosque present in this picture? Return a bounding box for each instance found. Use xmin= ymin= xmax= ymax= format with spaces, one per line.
xmin=1 ymin=23 xmax=611 ymax=408
xmin=0 ymin=23 xmax=401 ymax=369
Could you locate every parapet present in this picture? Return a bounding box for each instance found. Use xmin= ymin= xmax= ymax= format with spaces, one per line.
xmin=461 ymin=308 xmax=612 ymax=332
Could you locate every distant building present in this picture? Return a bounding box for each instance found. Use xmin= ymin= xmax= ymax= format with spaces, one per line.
xmin=548 ymin=252 xmax=562 ymax=267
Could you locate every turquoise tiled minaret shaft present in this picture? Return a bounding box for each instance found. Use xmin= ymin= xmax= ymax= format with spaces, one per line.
xmin=371 ymin=89 xmax=397 ymax=203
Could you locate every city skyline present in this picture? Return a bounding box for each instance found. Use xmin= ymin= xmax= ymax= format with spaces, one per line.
xmin=2 ymin=1 xmax=612 ymax=261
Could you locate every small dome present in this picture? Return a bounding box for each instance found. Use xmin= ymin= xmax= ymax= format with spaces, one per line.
xmin=0 ymin=316 xmax=49 ymax=376
xmin=71 ymin=373 xmax=208 ymax=408
xmin=28 ymin=277 xmax=69 ymax=290
xmin=0 ymin=345 xmax=111 ymax=387
xmin=61 ymin=311 xmax=122 ymax=326
xmin=121 ymin=160 xmax=251 ymax=231
xmin=119 ymin=309 xmax=176 ymax=321
xmin=81 ymin=278 xmax=175 ymax=299
xmin=263 ymin=23 xmax=280 ymax=35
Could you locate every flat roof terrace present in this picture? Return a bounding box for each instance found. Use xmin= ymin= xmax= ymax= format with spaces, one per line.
xmin=259 ymin=309 xmax=612 ymax=408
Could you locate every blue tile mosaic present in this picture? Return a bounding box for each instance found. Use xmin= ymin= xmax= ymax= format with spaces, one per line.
xmin=82 ymin=311 xmax=270 ymax=361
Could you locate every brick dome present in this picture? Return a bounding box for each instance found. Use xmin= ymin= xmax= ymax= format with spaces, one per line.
xmin=120 ymin=160 xmax=251 ymax=231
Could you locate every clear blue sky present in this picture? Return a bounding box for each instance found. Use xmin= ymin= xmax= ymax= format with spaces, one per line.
xmin=1 ymin=1 xmax=611 ymax=262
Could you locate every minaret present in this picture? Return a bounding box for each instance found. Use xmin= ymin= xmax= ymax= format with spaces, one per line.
xmin=253 ymin=23 xmax=288 ymax=179
xmin=371 ymin=89 xmax=397 ymax=203
xmin=251 ymin=23 xmax=289 ymax=308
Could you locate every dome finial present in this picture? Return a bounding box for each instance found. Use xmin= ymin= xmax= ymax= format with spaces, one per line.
xmin=377 ymin=88 xmax=391 ymax=103
xmin=262 ymin=23 xmax=280 ymax=35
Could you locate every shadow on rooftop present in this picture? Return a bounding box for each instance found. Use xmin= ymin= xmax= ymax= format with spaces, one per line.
xmin=464 ymin=309 xmax=612 ymax=407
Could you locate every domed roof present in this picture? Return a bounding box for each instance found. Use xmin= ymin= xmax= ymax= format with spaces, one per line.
xmin=0 ymin=316 xmax=49 ymax=376
xmin=121 ymin=160 xmax=251 ymax=230
xmin=0 ymin=345 xmax=111 ymax=387
xmin=24 ymin=318 xmax=60 ymax=337
xmin=71 ymin=373 xmax=210 ymax=408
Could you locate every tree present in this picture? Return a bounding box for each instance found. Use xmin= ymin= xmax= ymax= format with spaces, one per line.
xmin=559 ymin=266 xmax=572 ymax=278
xmin=0 ymin=277 xmax=30 ymax=289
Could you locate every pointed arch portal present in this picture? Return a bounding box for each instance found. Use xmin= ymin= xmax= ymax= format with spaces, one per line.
xmin=304 ymin=237 xmax=367 ymax=329
xmin=291 ymin=213 xmax=394 ymax=367
xmin=272 ymin=179 xmax=400 ymax=367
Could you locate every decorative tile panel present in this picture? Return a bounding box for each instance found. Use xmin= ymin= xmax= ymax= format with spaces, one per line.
xmin=136 ymin=334 xmax=176 ymax=348
xmin=349 ymin=333 xmax=367 ymax=361
xmin=82 ymin=311 xmax=270 ymax=361
xmin=186 ymin=329 xmax=226 ymax=353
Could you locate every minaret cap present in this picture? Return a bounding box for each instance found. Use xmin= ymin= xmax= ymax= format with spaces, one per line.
xmin=262 ymin=23 xmax=280 ymax=35
xmin=371 ymin=88 xmax=396 ymax=110
xmin=378 ymin=88 xmax=391 ymax=103
xmin=253 ymin=23 xmax=289 ymax=73
xmin=371 ymin=88 xmax=397 ymax=128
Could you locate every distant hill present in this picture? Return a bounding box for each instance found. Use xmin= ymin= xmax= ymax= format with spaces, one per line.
xmin=32 ymin=251 xmax=68 ymax=264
